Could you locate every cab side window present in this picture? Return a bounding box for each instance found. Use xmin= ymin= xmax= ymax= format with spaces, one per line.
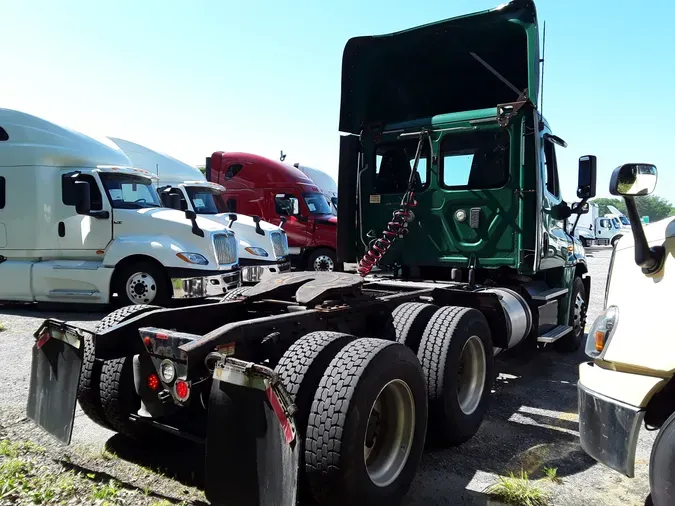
xmin=543 ymin=138 xmax=560 ymax=198
xmin=225 ymin=164 xmax=243 ymax=181
xmin=275 ymin=194 xmax=299 ymax=216
xmin=0 ymin=176 xmax=5 ymax=209
xmin=62 ymin=174 xmax=103 ymax=211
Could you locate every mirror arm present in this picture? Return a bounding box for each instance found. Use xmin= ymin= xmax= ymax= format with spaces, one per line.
xmin=624 ymin=197 xmax=664 ymax=274
xmin=88 ymin=210 xmax=110 ymax=220
xmin=568 ymin=197 xmax=589 ymax=236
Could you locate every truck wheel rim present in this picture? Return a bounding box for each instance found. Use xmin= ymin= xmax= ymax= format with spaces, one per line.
xmin=457 ymin=336 xmax=486 ymax=415
xmin=125 ymin=272 xmax=157 ymax=304
xmin=573 ymin=293 xmax=587 ymax=336
xmin=313 ymin=255 xmax=334 ymax=271
xmin=363 ymin=379 xmax=415 ymax=488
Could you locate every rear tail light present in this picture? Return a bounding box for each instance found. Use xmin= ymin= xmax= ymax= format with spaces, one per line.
xmin=175 ymin=380 xmax=190 ymax=401
xmin=147 ymin=373 xmax=160 ymax=391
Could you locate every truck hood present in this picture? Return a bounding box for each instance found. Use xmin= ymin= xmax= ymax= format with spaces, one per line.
xmin=135 ymin=208 xmax=230 ymax=233
xmin=616 ymin=217 xmax=675 ymax=252
xmin=339 ymin=0 xmax=540 ymax=134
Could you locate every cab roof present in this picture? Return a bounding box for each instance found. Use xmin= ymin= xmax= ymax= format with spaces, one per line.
xmin=211 ymin=151 xmax=317 ymax=188
xmin=108 ymin=137 xmax=204 ymax=185
xmin=0 ymin=108 xmax=132 ymax=168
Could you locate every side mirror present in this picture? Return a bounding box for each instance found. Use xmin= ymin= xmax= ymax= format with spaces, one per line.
xmin=577 ymin=155 xmax=597 ymax=199
xmin=608 ymin=163 xmax=663 ymax=273
xmin=167 ymin=193 xmax=181 ymax=210
xmin=609 ymin=163 xmax=657 ymax=197
xmin=75 ymin=180 xmax=91 ymax=215
xmin=185 ymin=209 xmax=197 ymax=220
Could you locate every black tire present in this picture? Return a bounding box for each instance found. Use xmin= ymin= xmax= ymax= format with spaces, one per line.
xmin=113 ymin=260 xmax=171 ymax=307
xmin=417 ymin=306 xmax=494 ymax=447
xmin=275 ymin=331 xmax=357 ymax=505
xmin=391 ymin=302 xmax=439 ymax=354
xmin=275 ymin=331 xmax=357 ymax=437
xmin=649 ymin=410 xmax=675 ymax=506
xmin=554 ymin=277 xmax=587 ymax=352
xmin=97 ymin=304 xmax=162 ymax=439
xmin=307 ymin=248 xmax=337 ymax=272
xmin=77 ymin=304 xmax=160 ymax=429
xmin=305 ymin=338 xmax=427 ymax=506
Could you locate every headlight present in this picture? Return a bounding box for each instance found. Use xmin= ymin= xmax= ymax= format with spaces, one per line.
xmin=244 ymin=247 xmax=269 ymax=257
xmin=176 ymin=252 xmax=209 ymax=265
xmin=585 ymin=305 xmax=619 ymax=359
xmin=160 ymin=359 xmax=176 ymax=383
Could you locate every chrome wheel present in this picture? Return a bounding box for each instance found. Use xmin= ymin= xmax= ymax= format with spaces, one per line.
xmin=313 ymin=255 xmax=334 ymax=271
xmin=457 ymin=336 xmax=487 ymax=415
xmin=125 ymin=272 xmax=157 ymax=304
xmin=363 ymin=379 xmax=416 ymax=488
xmin=573 ymin=292 xmax=587 ymax=336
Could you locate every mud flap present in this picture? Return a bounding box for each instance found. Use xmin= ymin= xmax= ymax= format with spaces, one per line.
xmin=26 ymin=321 xmax=84 ymax=445
xmin=205 ymin=359 xmax=300 ymax=506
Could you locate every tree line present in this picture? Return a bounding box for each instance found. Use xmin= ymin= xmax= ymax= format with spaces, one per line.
xmin=592 ymin=195 xmax=675 ymax=222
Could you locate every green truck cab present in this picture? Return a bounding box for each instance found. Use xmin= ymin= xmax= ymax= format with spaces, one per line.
xmin=338 ymin=0 xmax=594 ymax=352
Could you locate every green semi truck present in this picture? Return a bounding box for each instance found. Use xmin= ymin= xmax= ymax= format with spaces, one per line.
xmin=25 ymin=1 xmax=596 ymax=505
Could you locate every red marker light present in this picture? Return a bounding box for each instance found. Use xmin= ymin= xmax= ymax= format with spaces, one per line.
xmin=147 ymin=373 xmax=160 ymax=391
xmin=143 ymin=336 xmax=152 ymax=348
xmin=175 ymin=380 xmax=190 ymax=400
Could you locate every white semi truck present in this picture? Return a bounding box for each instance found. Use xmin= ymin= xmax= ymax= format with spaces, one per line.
xmin=0 ymin=109 xmax=240 ymax=306
xmin=108 ymin=137 xmax=291 ymax=285
xmin=568 ymin=201 xmax=623 ymax=247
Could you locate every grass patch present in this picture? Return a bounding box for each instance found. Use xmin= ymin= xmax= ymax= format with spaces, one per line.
xmin=485 ymin=470 xmax=550 ymax=506
xmin=0 ymin=439 xmax=46 ymax=458
xmin=0 ymin=322 xmax=6 ymax=332
xmin=0 ymin=457 xmax=77 ymax=504
xmin=90 ymin=478 xmax=121 ymax=501
xmin=543 ymin=466 xmax=562 ymax=484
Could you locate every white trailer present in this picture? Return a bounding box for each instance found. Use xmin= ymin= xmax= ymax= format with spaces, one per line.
xmin=0 ymin=109 xmax=240 ymax=306
xmin=108 ymin=138 xmax=291 ymax=285
xmin=569 ymin=202 xmax=623 ymax=247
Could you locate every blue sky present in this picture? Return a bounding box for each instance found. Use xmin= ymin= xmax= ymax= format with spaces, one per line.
xmin=2 ymin=0 xmax=674 ymax=204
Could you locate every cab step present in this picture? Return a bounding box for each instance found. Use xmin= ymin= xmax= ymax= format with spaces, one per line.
xmin=532 ymin=287 xmax=568 ymax=302
xmin=537 ymin=325 xmax=573 ymax=344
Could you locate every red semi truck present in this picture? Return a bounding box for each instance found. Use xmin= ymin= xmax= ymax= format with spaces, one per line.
xmin=206 ymin=151 xmax=338 ymax=271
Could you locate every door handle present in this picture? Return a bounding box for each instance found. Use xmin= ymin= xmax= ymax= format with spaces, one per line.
xmin=58 ymin=222 xmax=65 ymax=237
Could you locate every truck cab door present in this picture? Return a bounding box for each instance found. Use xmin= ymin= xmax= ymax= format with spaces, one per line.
xmin=57 ymin=172 xmax=113 ymax=255
xmin=539 ymin=134 xmax=568 ymax=268
xmin=274 ymin=192 xmax=310 ymax=254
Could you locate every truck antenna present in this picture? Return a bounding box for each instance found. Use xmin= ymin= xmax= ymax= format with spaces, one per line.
xmin=539 ymin=21 xmax=546 ymax=117
xmin=280 ymin=150 xmax=287 ymax=162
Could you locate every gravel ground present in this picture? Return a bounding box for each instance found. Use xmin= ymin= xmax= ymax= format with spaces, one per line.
xmin=0 ymin=248 xmax=654 ymax=505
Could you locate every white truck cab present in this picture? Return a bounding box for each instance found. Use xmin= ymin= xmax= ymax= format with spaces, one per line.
xmin=568 ymin=201 xmax=623 ymax=248
xmin=578 ymin=163 xmax=674 ymax=505
xmin=107 ymin=137 xmax=291 ymax=285
xmin=0 ymin=109 xmax=239 ymax=306
xmin=292 ymin=163 xmax=338 ymax=213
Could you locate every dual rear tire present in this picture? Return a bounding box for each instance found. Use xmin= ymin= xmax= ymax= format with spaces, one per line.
xmin=274 ymin=302 xmax=494 ymax=505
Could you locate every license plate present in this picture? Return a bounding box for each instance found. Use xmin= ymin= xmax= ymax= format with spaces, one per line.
xmin=26 ymin=322 xmax=84 ymax=445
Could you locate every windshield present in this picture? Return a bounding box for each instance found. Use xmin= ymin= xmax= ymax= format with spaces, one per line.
xmin=303 ymin=192 xmax=334 ymax=215
xmin=611 ymin=218 xmax=621 ymax=229
xmin=619 ymin=216 xmax=629 ymax=225
xmin=99 ymin=173 xmax=161 ymax=209
xmin=186 ymin=187 xmax=222 ymax=215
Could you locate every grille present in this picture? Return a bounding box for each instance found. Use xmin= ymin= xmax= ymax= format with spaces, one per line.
xmin=270 ymin=231 xmax=289 ymax=257
xmin=213 ymin=233 xmax=237 ymax=265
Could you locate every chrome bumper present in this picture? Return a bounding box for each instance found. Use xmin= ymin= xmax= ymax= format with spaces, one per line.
xmin=171 ymin=270 xmax=241 ymax=299
xmin=241 ymin=260 xmax=292 ymax=284
xmin=578 ymin=381 xmax=645 ymax=477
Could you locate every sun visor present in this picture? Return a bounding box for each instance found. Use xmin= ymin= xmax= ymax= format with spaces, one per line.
xmin=339 ymin=0 xmax=540 ymax=134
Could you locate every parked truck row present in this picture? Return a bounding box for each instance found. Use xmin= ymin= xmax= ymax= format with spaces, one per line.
xmin=25 ymin=2 xmax=619 ymax=506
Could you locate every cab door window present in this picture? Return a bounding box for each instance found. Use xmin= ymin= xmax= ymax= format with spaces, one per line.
xmin=543 ymin=138 xmax=561 ymax=198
